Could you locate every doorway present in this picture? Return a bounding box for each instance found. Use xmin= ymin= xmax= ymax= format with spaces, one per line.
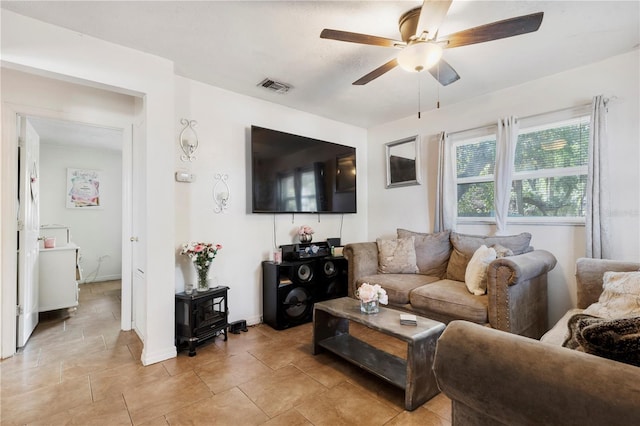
xmin=16 ymin=114 xmax=132 ymax=351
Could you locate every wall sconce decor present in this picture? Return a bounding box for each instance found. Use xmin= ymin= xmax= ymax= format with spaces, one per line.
xmin=179 ymin=118 xmax=199 ymax=162
xmin=213 ymin=173 xmax=230 ymax=213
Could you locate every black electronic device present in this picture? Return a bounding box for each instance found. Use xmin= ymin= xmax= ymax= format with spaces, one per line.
xmin=262 ymin=260 xmax=317 ymax=330
xmin=281 ymin=242 xmax=331 ymax=261
xmin=262 ymin=257 xmax=349 ymax=330
xmin=326 ymin=237 xmax=341 ymax=247
xmin=228 ymin=319 xmax=248 ymax=334
xmin=315 ymin=257 xmax=348 ymax=302
xmin=251 ymin=125 xmax=357 ymax=214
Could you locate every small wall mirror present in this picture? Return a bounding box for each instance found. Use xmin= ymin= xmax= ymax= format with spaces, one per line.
xmin=385 ymin=135 xmax=421 ymax=188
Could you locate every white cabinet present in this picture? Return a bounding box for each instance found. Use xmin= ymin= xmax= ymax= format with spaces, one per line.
xmin=38 ymin=244 xmax=80 ymax=312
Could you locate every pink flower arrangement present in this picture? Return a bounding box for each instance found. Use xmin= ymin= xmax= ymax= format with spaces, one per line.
xmin=356 ymin=283 xmax=388 ymax=304
xmin=180 ymin=242 xmax=222 ymax=271
xmin=298 ymin=225 xmax=314 ymax=236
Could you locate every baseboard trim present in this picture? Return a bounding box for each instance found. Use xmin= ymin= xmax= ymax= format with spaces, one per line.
xmin=246 ymin=315 xmax=262 ymax=326
xmin=79 ymin=274 xmax=122 ymax=284
xmin=141 ymin=345 xmax=177 ymax=366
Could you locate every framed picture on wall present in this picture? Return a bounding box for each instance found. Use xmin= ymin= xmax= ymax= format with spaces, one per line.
xmin=66 ymin=168 xmax=102 ymax=209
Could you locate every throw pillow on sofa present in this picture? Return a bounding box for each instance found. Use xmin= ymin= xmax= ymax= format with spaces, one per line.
xmin=465 ymin=245 xmax=498 ymax=295
xmin=583 ymin=271 xmax=640 ymax=319
xmin=446 ymin=232 xmax=533 ymax=282
xmin=376 ymin=237 xmax=419 ymax=274
xmin=397 ymin=229 xmax=451 ymax=278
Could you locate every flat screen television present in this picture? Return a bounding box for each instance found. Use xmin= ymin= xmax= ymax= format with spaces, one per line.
xmin=251 ymin=125 xmax=356 ymax=214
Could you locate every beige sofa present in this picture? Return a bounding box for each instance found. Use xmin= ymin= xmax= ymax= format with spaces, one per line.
xmin=344 ymin=230 xmax=557 ymax=338
xmin=433 ymin=258 xmax=640 ymax=426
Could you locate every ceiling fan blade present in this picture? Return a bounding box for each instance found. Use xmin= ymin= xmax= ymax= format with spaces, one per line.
xmin=353 ymin=58 xmax=398 ymax=85
xmin=416 ymin=0 xmax=453 ymax=40
xmin=429 ymin=58 xmax=460 ymax=86
xmin=439 ymin=12 xmax=544 ymax=49
xmin=321 ymin=29 xmax=403 ymax=48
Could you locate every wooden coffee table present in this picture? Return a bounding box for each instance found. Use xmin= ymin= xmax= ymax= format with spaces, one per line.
xmin=312 ymin=297 xmax=445 ymax=411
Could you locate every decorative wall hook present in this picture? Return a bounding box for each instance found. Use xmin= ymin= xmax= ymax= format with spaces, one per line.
xmin=213 ymin=174 xmax=230 ymax=213
xmin=179 ymin=118 xmax=199 ymax=162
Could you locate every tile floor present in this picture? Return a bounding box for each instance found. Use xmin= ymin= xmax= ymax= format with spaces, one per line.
xmin=0 ymin=280 xmax=452 ymax=425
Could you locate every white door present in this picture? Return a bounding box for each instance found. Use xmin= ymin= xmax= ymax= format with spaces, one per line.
xmin=17 ymin=117 xmax=41 ymax=347
xmin=131 ymin=120 xmax=146 ymax=342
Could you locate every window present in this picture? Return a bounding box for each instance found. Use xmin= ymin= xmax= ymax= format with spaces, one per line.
xmin=510 ymin=116 xmax=590 ymax=218
xmin=454 ymin=111 xmax=590 ymax=223
xmin=455 ymin=136 xmax=497 ymax=218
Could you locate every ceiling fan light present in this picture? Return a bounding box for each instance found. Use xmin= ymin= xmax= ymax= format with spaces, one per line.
xmin=397 ymin=42 xmax=443 ymax=72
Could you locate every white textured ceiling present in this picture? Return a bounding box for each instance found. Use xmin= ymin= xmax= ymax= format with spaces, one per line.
xmin=3 ymin=1 xmax=639 ymax=130
xmin=27 ymin=116 xmax=123 ymax=152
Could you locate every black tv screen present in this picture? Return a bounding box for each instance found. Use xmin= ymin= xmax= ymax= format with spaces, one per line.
xmin=251 ymin=125 xmax=356 ymax=214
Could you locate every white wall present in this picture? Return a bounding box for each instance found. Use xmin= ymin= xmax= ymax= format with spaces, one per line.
xmin=367 ymin=50 xmax=640 ymax=325
xmin=40 ymin=143 xmax=123 ymax=282
xmin=173 ymin=76 xmax=368 ymax=324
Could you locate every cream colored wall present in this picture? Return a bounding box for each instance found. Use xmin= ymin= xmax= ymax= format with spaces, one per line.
xmin=366 ymin=50 xmax=640 ymax=325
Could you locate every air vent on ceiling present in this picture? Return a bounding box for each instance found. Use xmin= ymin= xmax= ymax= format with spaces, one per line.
xmin=257 ymin=78 xmax=291 ymax=94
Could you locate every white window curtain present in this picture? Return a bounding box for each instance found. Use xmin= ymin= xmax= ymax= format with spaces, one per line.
xmin=586 ymin=95 xmax=611 ymax=259
xmin=434 ymin=131 xmax=456 ymax=232
xmin=494 ymin=116 xmax=519 ymax=235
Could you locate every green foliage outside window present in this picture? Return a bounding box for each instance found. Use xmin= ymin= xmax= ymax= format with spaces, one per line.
xmin=456 ymin=117 xmax=590 ymax=219
xmin=457 ymin=139 xmax=496 ymax=217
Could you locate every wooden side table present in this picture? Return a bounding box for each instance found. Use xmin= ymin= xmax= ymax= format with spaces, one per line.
xmin=175 ymin=286 xmax=229 ymax=356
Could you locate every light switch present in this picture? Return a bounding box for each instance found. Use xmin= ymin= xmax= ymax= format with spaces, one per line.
xmin=175 ymin=171 xmax=195 ymax=182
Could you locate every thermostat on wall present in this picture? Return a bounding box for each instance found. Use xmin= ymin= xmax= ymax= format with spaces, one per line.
xmin=175 ymin=171 xmax=195 ymax=183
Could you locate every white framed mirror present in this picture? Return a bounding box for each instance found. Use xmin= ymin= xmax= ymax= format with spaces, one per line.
xmin=385 ymin=135 xmax=421 ymax=188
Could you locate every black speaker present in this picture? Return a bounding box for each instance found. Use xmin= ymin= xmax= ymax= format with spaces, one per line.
xmin=315 ymin=257 xmax=348 ymax=302
xmin=262 ymin=260 xmax=316 ymax=330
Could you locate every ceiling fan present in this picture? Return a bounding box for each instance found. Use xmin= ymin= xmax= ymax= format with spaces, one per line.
xmin=320 ymin=0 xmax=544 ymax=86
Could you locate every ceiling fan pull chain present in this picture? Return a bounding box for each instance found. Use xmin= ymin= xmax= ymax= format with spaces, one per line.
xmin=437 ymin=64 xmax=441 ymax=109
xmin=418 ymin=74 xmax=421 ymax=119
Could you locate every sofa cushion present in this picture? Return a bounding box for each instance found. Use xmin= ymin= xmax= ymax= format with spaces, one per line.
xmin=376 ymin=237 xmax=419 ymax=274
xmin=583 ymin=271 xmax=640 ymax=319
xmin=563 ymin=313 xmax=640 ymax=367
xmin=465 ymin=245 xmax=497 ymax=295
xmin=540 ymin=308 xmax=584 ymax=345
xmin=356 ymin=274 xmax=439 ymax=305
xmin=410 ymin=279 xmax=488 ymax=324
xmin=446 ymin=232 xmax=533 ymax=282
xmin=397 ymin=229 xmax=451 ymax=278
